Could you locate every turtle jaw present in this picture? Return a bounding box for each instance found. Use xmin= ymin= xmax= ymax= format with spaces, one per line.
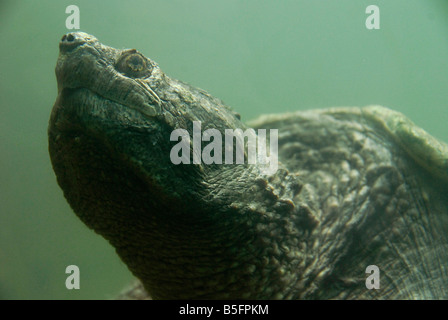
xmin=48 ymin=87 xmax=302 ymax=299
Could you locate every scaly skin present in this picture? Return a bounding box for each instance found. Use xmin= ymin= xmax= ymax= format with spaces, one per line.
xmin=49 ymin=32 xmax=448 ymax=299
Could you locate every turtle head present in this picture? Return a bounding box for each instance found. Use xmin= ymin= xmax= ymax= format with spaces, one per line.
xmin=49 ymin=32 xmax=315 ymax=299
xmin=55 ymin=32 xmax=162 ymax=116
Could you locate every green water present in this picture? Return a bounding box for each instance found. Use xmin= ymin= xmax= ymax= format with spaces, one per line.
xmin=1 ymin=0 xmax=447 ymax=299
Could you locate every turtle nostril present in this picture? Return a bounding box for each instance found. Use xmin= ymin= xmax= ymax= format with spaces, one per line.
xmin=61 ymin=33 xmax=78 ymax=43
xmin=59 ymin=32 xmax=89 ymax=53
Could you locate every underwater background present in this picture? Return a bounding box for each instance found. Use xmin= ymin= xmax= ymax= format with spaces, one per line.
xmin=1 ymin=0 xmax=447 ymax=299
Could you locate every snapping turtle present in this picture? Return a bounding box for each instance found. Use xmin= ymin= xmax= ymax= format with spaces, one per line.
xmin=48 ymin=32 xmax=448 ymax=299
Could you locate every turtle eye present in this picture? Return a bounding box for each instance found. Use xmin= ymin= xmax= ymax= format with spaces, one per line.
xmin=116 ymin=49 xmax=153 ymax=78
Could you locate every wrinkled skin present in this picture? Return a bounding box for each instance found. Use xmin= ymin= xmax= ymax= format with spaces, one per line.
xmin=48 ymin=32 xmax=448 ymax=299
